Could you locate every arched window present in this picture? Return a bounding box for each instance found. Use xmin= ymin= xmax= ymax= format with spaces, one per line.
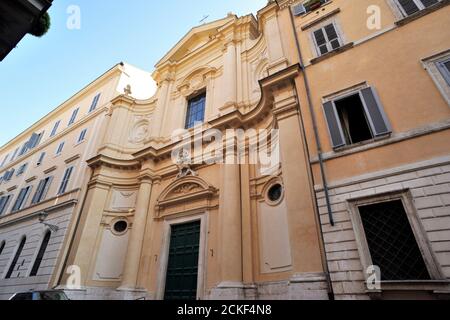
xmin=5 ymin=236 xmax=26 ymax=279
xmin=30 ymin=231 xmax=51 ymax=277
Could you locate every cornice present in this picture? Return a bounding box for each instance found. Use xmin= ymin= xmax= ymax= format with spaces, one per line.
xmin=111 ymin=94 xmax=136 ymax=108
xmin=87 ymin=154 xmax=141 ymax=170
xmin=133 ymin=64 xmax=301 ymax=162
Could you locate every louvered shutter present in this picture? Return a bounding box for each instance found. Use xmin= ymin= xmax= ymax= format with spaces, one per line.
xmin=18 ymin=141 xmax=29 ymax=156
xmin=58 ymin=167 xmax=73 ymax=195
xmin=360 ymin=87 xmax=391 ymax=137
xmin=69 ymin=108 xmax=79 ymax=125
xmin=37 ymin=152 xmax=46 ymax=166
xmin=2 ymin=195 xmax=12 ymax=214
xmin=8 ymin=169 xmax=15 ymax=180
xmin=12 ymin=188 xmax=26 ymax=212
xmin=293 ymin=4 xmax=306 ymax=16
xmin=32 ymin=180 xmax=46 ymax=205
xmin=323 ymin=101 xmax=346 ymax=148
xmin=324 ymin=24 xmax=341 ymax=50
xmin=51 ymin=121 xmax=60 ymax=137
xmin=90 ymin=94 xmax=101 ymax=112
xmin=28 ymin=133 xmax=38 ymax=149
xmin=41 ymin=176 xmax=53 ymax=201
xmin=437 ymin=59 xmax=450 ymax=85
xmin=420 ymin=0 xmax=439 ymax=8
xmin=398 ymin=0 xmax=420 ymax=15
xmin=313 ymin=29 xmax=329 ymax=55
xmin=0 ymin=197 xmax=6 ymax=214
xmin=22 ymin=186 xmax=32 ymax=209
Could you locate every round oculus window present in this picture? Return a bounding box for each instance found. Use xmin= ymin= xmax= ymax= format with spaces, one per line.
xmin=113 ymin=221 xmax=128 ymax=234
xmin=267 ymin=184 xmax=283 ymax=203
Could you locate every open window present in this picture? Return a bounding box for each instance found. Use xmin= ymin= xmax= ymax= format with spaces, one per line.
xmin=323 ymin=86 xmax=391 ymax=149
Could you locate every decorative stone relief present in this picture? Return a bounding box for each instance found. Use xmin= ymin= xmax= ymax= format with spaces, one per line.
xmin=172 ymin=183 xmax=201 ymax=195
xmin=129 ymin=115 xmax=152 ymax=144
xmin=156 ymin=176 xmax=218 ymax=217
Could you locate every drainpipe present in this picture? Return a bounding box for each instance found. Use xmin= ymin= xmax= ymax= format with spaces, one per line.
xmin=287 ymin=6 xmax=334 ymax=227
xmin=286 ymin=4 xmax=335 ymax=300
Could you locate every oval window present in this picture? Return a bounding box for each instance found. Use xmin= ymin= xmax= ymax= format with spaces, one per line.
xmin=268 ymin=184 xmax=283 ymax=203
xmin=113 ymin=220 xmax=128 ymax=234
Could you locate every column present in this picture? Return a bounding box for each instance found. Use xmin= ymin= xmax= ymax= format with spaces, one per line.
xmin=119 ymin=176 xmax=153 ymax=290
xmin=219 ymin=149 xmax=243 ymax=286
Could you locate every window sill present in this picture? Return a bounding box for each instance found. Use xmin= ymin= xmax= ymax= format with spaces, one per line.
xmin=74 ymin=140 xmax=85 ymax=148
xmin=310 ymin=42 xmax=354 ymax=64
xmin=366 ymin=280 xmax=450 ymax=297
xmin=333 ymin=134 xmax=391 ymax=153
xmin=300 ymin=8 xmax=340 ymax=31
xmin=298 ymin=0 xmax=334 ymax=19
xmin=395 ymin=0 xmax=450 ymax=27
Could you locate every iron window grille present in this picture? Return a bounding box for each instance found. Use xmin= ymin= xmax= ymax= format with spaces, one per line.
xmin=358 ymin=200 xmax=431 ymax=281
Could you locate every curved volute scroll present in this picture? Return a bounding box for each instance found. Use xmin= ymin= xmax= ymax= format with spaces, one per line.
xmin=155 ymin=176 xmax=218 ymax=218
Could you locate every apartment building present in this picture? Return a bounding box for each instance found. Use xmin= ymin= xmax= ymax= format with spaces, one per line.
xmin=0 ymin=63 xmax=154 ymax=299
xmin=276 ymin=0 xmax=450 ymax=299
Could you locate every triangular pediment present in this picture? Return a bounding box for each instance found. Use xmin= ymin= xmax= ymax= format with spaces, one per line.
xmin=155 ymin=15 xmax=236 ymax=67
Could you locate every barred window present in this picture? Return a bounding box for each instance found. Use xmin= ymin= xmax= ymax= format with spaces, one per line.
xmin=358 ymin=200 xmax=431 ymax=281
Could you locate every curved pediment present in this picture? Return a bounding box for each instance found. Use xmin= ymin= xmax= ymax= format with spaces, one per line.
xmin=156 ymin=176 xmax=218 ymax=218
xmin=176 ymin=66 xmax=218 ymax=97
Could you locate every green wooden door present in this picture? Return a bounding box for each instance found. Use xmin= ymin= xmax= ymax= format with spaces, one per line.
xmin=164 ymin=221 xmax=201 ymax=300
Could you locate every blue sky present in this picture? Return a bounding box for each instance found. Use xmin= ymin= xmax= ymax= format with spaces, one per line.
xmin=0 ymin=0 xmax=267 ymax=147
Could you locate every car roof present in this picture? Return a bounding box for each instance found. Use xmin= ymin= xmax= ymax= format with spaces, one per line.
xmin=14 ymin=290 xmax=65 ymax=294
